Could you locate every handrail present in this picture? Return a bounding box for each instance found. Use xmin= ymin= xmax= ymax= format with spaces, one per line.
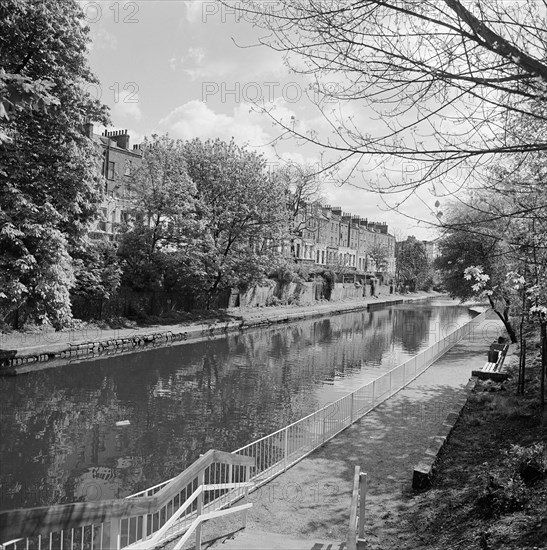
xmin=347 ymin=466 xmax=367 ymax=550
xmin=144 ymin=483 xmax=252 ymax=548
xmin=171 ymin=503 xmax=253 ymax=550
xmin=0 ymin=450 xmax=254 ymax=541
xmin=145 ymin=485 xmax=204 ymax=547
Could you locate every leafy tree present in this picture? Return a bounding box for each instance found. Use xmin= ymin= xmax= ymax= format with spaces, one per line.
xmin=368 ymin=243 xmax=390 ymax=273
xmin=181 ymin=138 xmax=288 ymax=306
xmin=71 ymin=240 xmax=122 ymax=319
xmin=0 ymin=0 xmax=108 ymax=328
xmin=273 ymin=162 xmax=323 ymax=260
xmin=73 ymin=240 xmax=121 ymax=301
xmin=435 ymin=230 xmax=498 ymax=302
xmin=230 ymin=0 xmax=547 ymax=190
xmin=435 ymin=199 xmax=521 ymax=343
xmin=118 ymin=135 xmax=197 ymax=291
xmin=0 ymin=72 xmax=59 ymax=143
xmin=396 ymin=237 xmax=429 ymax=293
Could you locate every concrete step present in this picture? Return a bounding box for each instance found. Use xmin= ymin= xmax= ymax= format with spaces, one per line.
xmin=212 ymin=530 xmax=345 ymax=550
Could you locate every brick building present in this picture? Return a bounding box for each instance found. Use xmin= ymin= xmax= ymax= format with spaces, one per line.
xmin=289 ymin=201 xmax=396 ymax=277
xmin=84 ymin=123 xmax=143 ymax=240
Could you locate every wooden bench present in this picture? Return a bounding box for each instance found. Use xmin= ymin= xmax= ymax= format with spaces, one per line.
xmin=472 ymin=342 xmax=509 ymax=381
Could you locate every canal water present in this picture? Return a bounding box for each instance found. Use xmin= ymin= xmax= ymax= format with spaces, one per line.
xmin=0 ymin=299 xmax=472 ymax=510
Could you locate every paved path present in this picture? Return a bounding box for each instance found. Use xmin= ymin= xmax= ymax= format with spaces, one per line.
xmin=195 ymin=312 xmax=504 ymax=550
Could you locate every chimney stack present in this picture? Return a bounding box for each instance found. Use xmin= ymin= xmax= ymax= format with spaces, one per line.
xmin=105 ymin=129 xmax=130 ymax=150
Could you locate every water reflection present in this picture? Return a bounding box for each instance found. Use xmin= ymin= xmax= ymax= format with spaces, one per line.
xmin=0 ymin=300 xmax=471 ymax=510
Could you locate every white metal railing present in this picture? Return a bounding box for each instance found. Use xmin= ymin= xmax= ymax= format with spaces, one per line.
xmin=347 ymin=466 xmax=367 ymax=550
xmin=0 ymin=451 xmax=254 ymax=550
xmin=0 ymin=310 xmax=489 ymax=550
xmin=233 ymin=310 xmax=490 ymax=487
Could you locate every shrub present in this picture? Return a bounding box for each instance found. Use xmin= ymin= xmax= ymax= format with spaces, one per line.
xmin=506 ymin=443 xmax=547 ymax=485
xmin=265 ymin=295 xmax=281 ymax=307
xmin=476 ymin=467 xmax=527 ymax=517
xmin=475 ymin=443 xmax=546 ymax=517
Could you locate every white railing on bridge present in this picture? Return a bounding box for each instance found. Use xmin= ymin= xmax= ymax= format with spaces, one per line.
xmin=0 ymin=309 xmax=489 ymax=550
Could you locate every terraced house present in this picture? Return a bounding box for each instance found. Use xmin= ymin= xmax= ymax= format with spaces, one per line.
xmin=83 ymin=123 xmax=143 ymax=241
xmin=291 ymin=203 xmax=396 ymax=280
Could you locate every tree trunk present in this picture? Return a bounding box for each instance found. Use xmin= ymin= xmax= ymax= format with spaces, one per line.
xmin=518 ymin=293 xmax=526 ymax=394
xmin=488 ymin=296 xmax=518 ymax=343
xmin=541 ymin=322 xmax=546 ymax=410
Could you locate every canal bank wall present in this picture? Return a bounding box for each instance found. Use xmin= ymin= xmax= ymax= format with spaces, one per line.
xmin=0 ymin=292 xmax=443 ymax=375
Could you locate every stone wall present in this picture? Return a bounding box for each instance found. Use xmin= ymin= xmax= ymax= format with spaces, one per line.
xmin=239 ymin=280 xmax=365 ymax=308
xmin=237 ymin=279 xmax=400 ymax=308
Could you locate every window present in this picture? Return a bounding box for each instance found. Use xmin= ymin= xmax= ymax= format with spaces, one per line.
xmin=107 ymin=161 xmax=115 ymax=180
xmin=124 ymin=160 xmax=132 ymax=176
xmin=99 ymin=208 xmax=107 ymax=231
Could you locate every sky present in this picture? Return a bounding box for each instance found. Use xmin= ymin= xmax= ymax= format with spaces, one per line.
xmin=84 ymin=0 xmax=441 ymax=240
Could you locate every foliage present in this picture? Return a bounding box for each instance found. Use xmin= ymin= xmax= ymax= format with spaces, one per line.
xmin=435 ymin=198 xmax=521 ymax=343
xmin=273 ymin=264 xmax=298 ymax=286
xmin=118 ymin=135 xmax=197 ymax=291
xmin=435 ymin=232 xmax=498 ymax=302
xmin=0 ymin=0 xmax=109 ymax=328
xmin=476 ymin=443 xmax=546 ymax=518
xmin=395 ymin=237 xmax=429 ymax=292
xmin=321 ymin=269 xmax=336 ymax=300
xmin=505 ymin=443 xmax=547 ymax=485
xmin=476 ymin=466 xmax=527 ymax=518
xmin=273 ymin=162 xmax=323 ymax=260
xmin=0 ymin=72 xmax=59 ymax=142
xmin=72 ymin=240 xmax=122 ymax=301
xmin=179 ymin=138 xmax=288 ymax=303
xmin=368 ymin=243 xmax=390 ymax=273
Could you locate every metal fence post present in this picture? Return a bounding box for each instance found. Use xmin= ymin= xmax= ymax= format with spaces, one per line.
xmin=358 ymin=473 xmax=367 ymax=539
xmin=243 ymin=465 xmax=251 ymax=527
xmin=196 ymin=470 xmax=204 ymax=550
xmin=284 ymin=429 xmax=289 ymax=471
xmin=109 ymin=519 xmax=121 ymax=550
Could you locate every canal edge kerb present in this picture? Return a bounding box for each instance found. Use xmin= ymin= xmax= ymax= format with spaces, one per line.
xmin=412 ymin=376 xmax=479 ymax=491
xmin=0 ymin=294 xmax=439 ymax=376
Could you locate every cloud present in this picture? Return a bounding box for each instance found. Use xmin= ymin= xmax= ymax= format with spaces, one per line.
xmin=111 ymin=89 xmax=142 ymax=121
xmin=183 ymin=1 xmax=204 ymax=23
xmin=170 ymin=47 xmax=208 ymax=74
xmin=186 ymin=47 xmax=206 ymax=64
xmin=158 ymin=100 xmax=274 ymax=146
xmin=88 ymin=28 xmax=118 ymax=51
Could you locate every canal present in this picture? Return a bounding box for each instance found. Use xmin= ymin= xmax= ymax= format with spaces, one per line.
xmin=0 ymin=299 xmax=473 ymax=510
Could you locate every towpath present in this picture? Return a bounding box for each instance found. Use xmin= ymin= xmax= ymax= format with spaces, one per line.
xmin=186 ymin=311 xmax=506 ymax=550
